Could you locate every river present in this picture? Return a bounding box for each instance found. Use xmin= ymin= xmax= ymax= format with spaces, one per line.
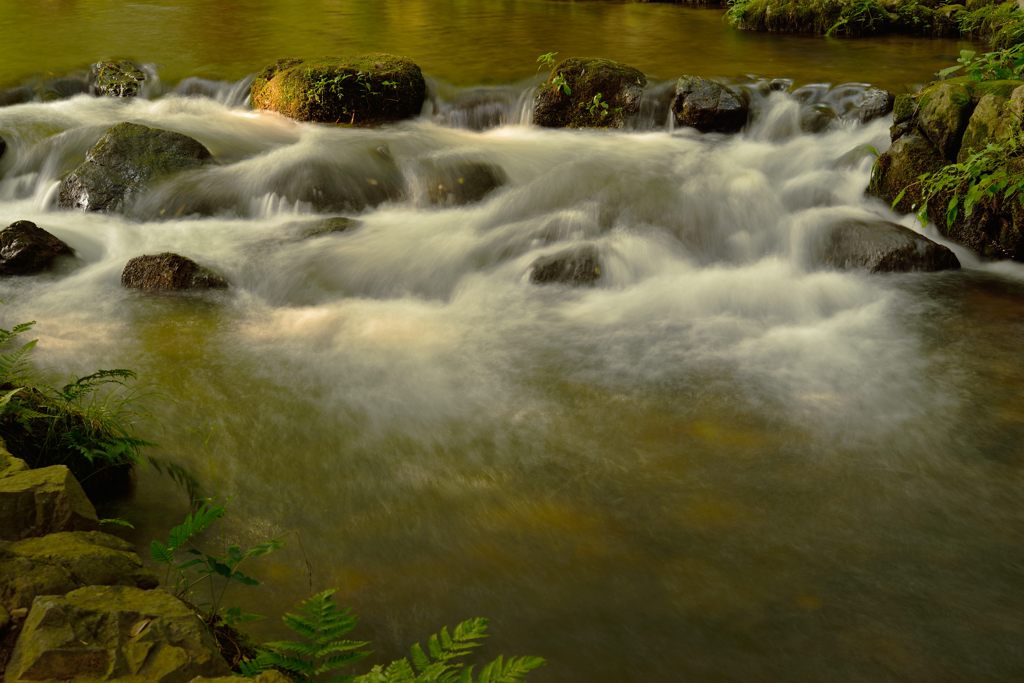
xmin=1 ymin=2 xmax=1022 ymax=682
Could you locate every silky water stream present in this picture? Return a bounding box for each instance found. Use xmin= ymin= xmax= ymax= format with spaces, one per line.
xmin=0 ymin=73 xmax=1021 ymax=681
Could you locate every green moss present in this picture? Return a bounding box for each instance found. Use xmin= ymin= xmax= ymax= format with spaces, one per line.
xmin=533 ymin=57 xmax=646 ymax=129
xmin=250 ymin=54 xmax=425 ymax=125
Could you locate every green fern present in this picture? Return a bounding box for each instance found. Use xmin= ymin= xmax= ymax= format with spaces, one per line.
xmin=0 ymin=320 xmax=37 ymax=385
xmin=241 ymin=589 xmax=370 ymax=682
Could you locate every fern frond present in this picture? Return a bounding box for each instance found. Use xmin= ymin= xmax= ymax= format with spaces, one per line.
xmin=0 ymin=338 xmax=37 ymax=383
xmin=475 ymin=656 xmax=546 ymax=683
xmin=167 ymin=500 xmax=225 ymax=550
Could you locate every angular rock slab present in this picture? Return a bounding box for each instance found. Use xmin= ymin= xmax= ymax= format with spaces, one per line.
xmin=58 ymin=122 xmax=212 ymax=213
xmin=0 ymin=221 xmax=74 ymax=276
xmin=6 ymin=585 xmax=229 ymax=682
xmin=121 ymin=253 xmax=229 ymax=291
xmin=0 ymin=531 xmax=158 ymax=612
xmin=812 ymin=219 xmax=960 ymax=273
xmin=0 ymin=465 xmax=98 ymax=541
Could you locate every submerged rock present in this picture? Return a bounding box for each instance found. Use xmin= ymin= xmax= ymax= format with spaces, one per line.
xmin=6 ymin=585 xmax=229 ymax=682
xmin=533 ymin=57 xmax=646 ymax=129
xmin=417 ymin=158 xmax=506 ymax=206
xmin=800 ymin=104 xmax=836 ymax=134
xmin=0 ymin=465 xmax=98 ymax=541
xmin=0 ymin=220 xmax=74 ymax=276
xmin=121 ymin=253 xmax=229 ymax=291
xmin=58 ymin=122 xmax=212 ymax=213
xmin=291 ymin=216 xmax=361 ymax=239
xmin=0 ymin=531 xmax=157 ymax=612
xmin=529 ymin=245 xmax=602 ymax=286
xmin=812 ymin=218 xmax=960 ymax=273
xmin=251 ymin=54 xmax=426 ymax=124
xmin=90 ymin=59 xmax=147 ymax=98
xmin=671 ymin=75 xmax=748 ymax=133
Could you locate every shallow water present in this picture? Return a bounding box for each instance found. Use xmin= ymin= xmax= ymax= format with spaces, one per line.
xmin=1 ymin=4 xmax=1022 ymax=682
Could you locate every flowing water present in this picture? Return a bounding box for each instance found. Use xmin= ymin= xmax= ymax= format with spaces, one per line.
xmin=2 ymin=3 xmax=1023 ymax=682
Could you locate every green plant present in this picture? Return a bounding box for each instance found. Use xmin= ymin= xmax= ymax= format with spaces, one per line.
xmin=895 ymin=134 xmax=1024 ymax=228
xmin=535 ymin=52 xmax=558 ymax=71
xmin=241 ymin=590 xmax=544 ymax=683
xmin=551 ymin=74 xmax=571 ymax=97
xmin=0 ymin=320 xmax=37 ymax=386
xmin=150 ymin=500 xmax=282 ymax=626
xmin=587 ymin=93 xmax=609 ymax=118
xmin=936 ymin=43 xmax=1024 ymax=82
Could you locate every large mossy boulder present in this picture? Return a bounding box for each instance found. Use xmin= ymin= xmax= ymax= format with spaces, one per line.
xmin=0 ymin=220 xmax=74 ymax=276
xmin=529 ymin=245 xmax=603 ymax=286
xmin=0 ymin=531 xmax=157 ymax=612
xmin=868 ymin=78 xmax=1024 ymax=261
xmin=90 ymin=60 xmax=147 ymax=98
xmin=810 ymin=218 xmax=960 ymax=273
xmin=58 ymin=122 xmax=213 ymax=213
xmin=671 ymin=75 xmax=748 ymax=133
xmin=533 ymin=58 xmax=646 ymax=129
xmin=121 ymin=253 xmax=229 ymax=291
xmin=251 ymin=54 xmax=426 ymax=125
xmin=0 ymin=465 xmax=98 ymax=541
xmin=6 ymin=585 xmax=230 ymax=682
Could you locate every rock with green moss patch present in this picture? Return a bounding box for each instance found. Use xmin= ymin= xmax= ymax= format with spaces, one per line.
xmin=6 ymin=585 xmax=229 ymax=682
xmin=0 ymin=440 xmax=28 ymax=479
xmin=868 ymin=133 xmax=947 ymax=213
xmin=671 ymin=75 xmax=749 ymax=133
xmin=90 ymin=60 xmax=147 ymax=98
xmin=0 ymin=531 xmax=158 ymax=611
xmin=533 ymin=58 xmax=646 ymax=129
xmin=58 ymin=122 xmax=213 ymax=213
xmin=121 ymin=253 xmax=229 ymax=291
xmin=190 ymin=673 xmax=292 ymax=683
xmin=251 ymin=54 xmax=426 ymax=125
xmin=0 ymin=465 xmax=98 ymax=541
xmin=916 ymin=82 xmax=975 ymax=161
xmin=958 ymin=84 xmax=1024 ymax=161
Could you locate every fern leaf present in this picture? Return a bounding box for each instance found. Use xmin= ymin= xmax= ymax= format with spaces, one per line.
xmin=475 ymin=656 xmax=545 ymax=683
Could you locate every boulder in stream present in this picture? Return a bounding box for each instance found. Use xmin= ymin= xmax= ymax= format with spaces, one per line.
xmin=533 ymin=57 xmax=646 ymax=129
xmin=90 ymin=59 xmax=147 ymax=98
xmin=529 ymin=244 xmax=602 ymax=286
xmin=671 ymin=75 xmax=749 ymax=133
xmin=417 ymin=158 xmax=506 ymax=206
xmin=0 ymin=220 xmax=74 ymax=276
xmin=121 ymin=253 xmax=229 ymax=291
xmin=58 ymin=122 xmax=213 ymax=213
xmin=6 ymin=585 xmax=230 ymax=682
xmin=855 ymin=87 xmax=895 ymax=123
xmin=811 ymin=218 xmax=960 ymax=273
xmin=251 ymin=54 xmax=426 ymax=125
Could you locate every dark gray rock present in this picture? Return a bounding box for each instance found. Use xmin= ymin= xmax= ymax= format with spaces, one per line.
xmin=0 ymin=221 xmax=74 ymax=276
xmin=534 ymin=58 xmax=646 ymax=129
xmin=800 ymin=104 xmax=836 ymax=134
xmin=418 ymin=159 xmax=505 ymax=206
xmin=671 ymin=75 xmax=748 ymax=133
xmin=856 ymin=87 xmax=895 ymax=123
xmin=121 ymin=253 xmax=228 ymax=291
xmin=90 ymin=60 xmax=147 ymax=97
xmin=529 ymin=245 xmax=602 ymax=286
xmin=58 ymin=122 xmax=212 ymax=213
xmin=812 ymin=218 xmax=960 ymax=273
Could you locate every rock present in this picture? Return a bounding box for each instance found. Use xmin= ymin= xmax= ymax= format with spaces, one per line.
xmin=892 ymin=93 xmax=916 ymax=126
xmin=856 ymin=87 xmax=895 ymax=123
xmin=0 ymin=220 xmax=74 ymax=276
xmin=800 ymin=104 xmax=836 ymax=134
xmin=121 ymin=253 xmax=229 ymax=291
xmin=916 ymin=82 xmax=975 ymax=161
xmin=90 ymin=60 xmax=147 ymax=97
xmin=671 ymin=75 xmax=748 ymax=133
xmin=529 ymin=245 xmax=602 ymax=286
xmin=0 ymin=603 xmax=8 ymax=632
xmin=958 ymin=85 xmax=1024 ymax=161
xmin=6 ymin=585 xmax=230 ymax=682
xmin=533 ymin=57 xmax=646 ymax=129
xmin=867 ymin=133 xmax=946 ymax=213
xmin=0 ymin=465 xmax=98 ymax=541
xmin=0 ymin=531 xmax=158 ymax=612
xmin=251 ymin=54 xmax=426 ymax=125
xmin=811 ymin=218 xmax=960 ymax=273
xmin=58 ymin=122 xmax=213 ymax=213
xmin=290 ymin=216 xmax=360 ymax=239
xmin=38 ymin=76 xmax=91 ymax=102
xmin=0 ymin=439 xmax=28 ymax=478
xmin=190 ymin=673 xmax=292 ymax=683
xmin=418 ymin=159 xmax=505 ymax=206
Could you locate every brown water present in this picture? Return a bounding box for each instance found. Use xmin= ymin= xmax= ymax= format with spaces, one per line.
xmin=1 ymin=3 xmax=1021 ymax=683
xmin=0 ymin=0 xmax=970 ymax=90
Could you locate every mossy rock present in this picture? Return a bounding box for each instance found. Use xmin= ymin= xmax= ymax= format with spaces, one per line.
xmin=58 ymin=122 xmax=213 ymax=213
xmin=0 ymin=465 xmax=98 ymax=541
xmin=916 ymin=81 xmax=975 ymax=161
xmin=958 ymin=83 xmax=1024 ymax=160
xmin=90 ymin=60 xmax=147 ymax=98
xmin=533 ymin=58 xmax=646 ymax=129
xmin=867 ymin=133 xmax=947 ymax=213
xmin=251 ymin=54 xmax=426 ymax=125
